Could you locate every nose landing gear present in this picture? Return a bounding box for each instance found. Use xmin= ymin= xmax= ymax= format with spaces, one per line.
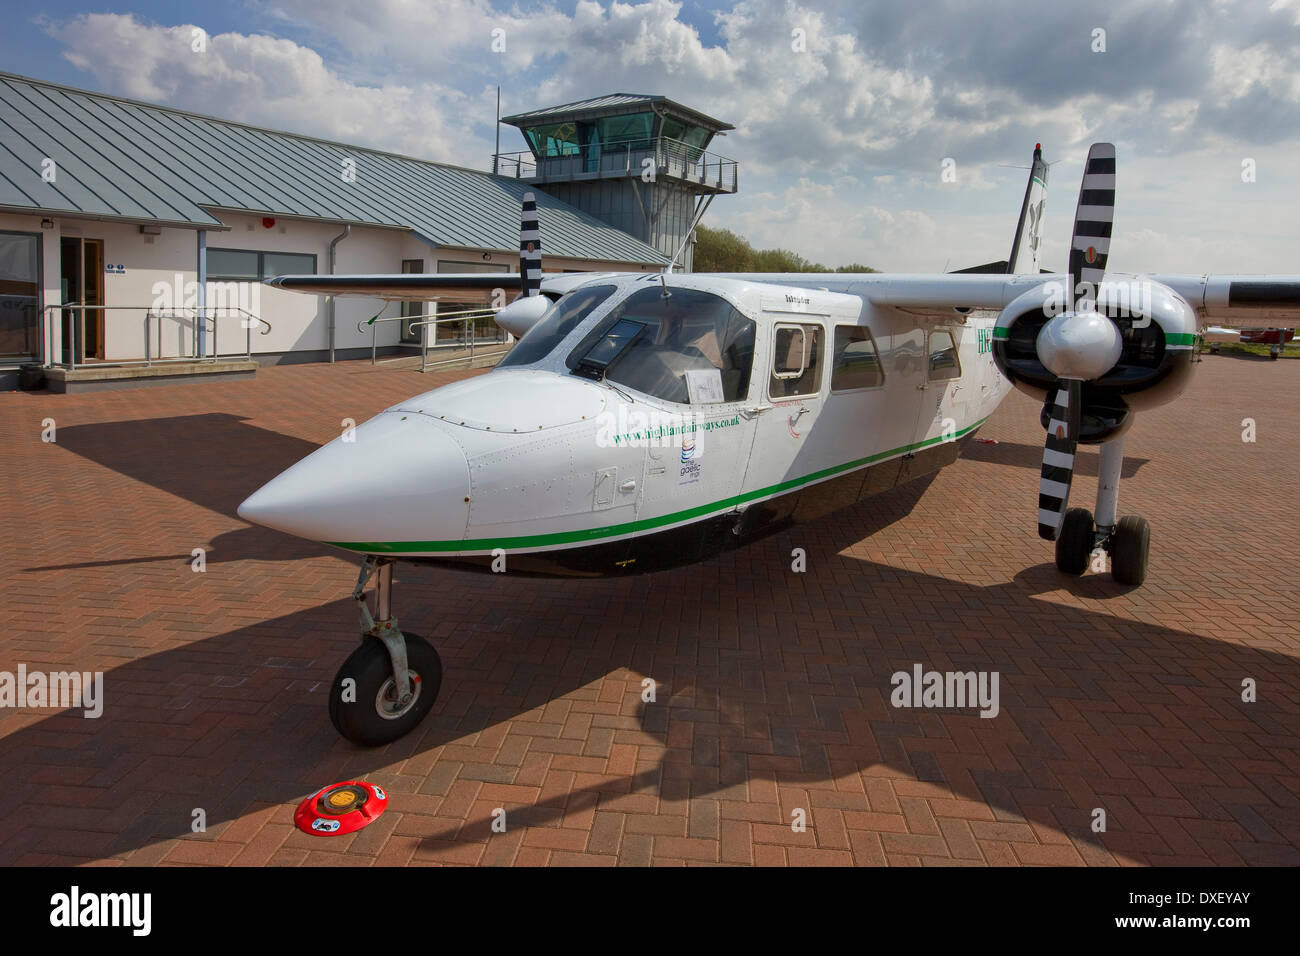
xmin=1051 ymin=437 xmax=1150 ymax=587
xmin=329 ymin=557 xmax=443 ymax=746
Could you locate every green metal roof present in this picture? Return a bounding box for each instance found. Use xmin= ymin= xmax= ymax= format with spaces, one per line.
xmin=501 ymin=93 xmax=733 ymax=132
xmin=0 ymin=72 xmax=666 ymax=265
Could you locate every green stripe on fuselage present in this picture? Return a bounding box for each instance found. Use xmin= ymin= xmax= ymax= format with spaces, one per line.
xmin=330 ymin=416 xmax=992 ymax=554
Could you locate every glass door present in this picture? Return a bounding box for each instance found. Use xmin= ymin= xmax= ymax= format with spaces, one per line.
xmin=59 ymin=237 xmax=105 ymax=363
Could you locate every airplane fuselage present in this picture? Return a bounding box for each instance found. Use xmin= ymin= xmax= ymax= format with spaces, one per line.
xmin=239 ymin=274 xmax=1012 ymax=576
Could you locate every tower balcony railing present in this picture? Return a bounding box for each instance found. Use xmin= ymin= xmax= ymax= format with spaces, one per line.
xmin=493 ymin=137 xmax=738 ymax=193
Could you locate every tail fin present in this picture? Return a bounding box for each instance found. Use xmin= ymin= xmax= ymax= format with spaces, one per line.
xmin=519 ymin=191 xmax=542 ymax=297
xmin=1007 ymin=144 xmax=1049 ymax=274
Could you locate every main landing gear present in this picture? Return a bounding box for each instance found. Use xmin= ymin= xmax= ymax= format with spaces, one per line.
xmin=329 ymin=557 xmax=442 ymax=745
xmin=1053 ymin=438 xmax=1150 ymax=586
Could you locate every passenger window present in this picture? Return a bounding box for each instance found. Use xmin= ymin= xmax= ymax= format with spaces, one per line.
xmin=567 ymin=286 xmax=755 ymax=404
xmin=769 ymin=323 xmax=823 ymax=399
xmin=928 ymin=330 xmax=961 ymax=381
xmin=831 ymin=326 xmax=883 ymax=390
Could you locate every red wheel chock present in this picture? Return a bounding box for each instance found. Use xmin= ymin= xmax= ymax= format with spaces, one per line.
xmin=294 ymin=781 xmax=389 ymax=835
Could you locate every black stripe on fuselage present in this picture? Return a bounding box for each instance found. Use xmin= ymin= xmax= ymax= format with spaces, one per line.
xmin=1227 ymin=281 xmax=1300 ymax=307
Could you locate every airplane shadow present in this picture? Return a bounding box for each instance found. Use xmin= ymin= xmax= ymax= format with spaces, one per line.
xmin=28 ymin=413 xmax=333 ymax=571
xmin=3 ymin=469 xmax=1297 ymax=865
xmin=961 ymin=439 xmax=1149 ymax=478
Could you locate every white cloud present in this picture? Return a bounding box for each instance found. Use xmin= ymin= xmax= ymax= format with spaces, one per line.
xmin=38 ymin=1 xmax=1300 ymax=272
xmin=45 ymin=13 xmax=490 ymax=167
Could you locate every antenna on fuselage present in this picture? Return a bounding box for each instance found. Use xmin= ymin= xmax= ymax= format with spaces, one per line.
xmin=664 ymin=193 xmax=716 ymax=275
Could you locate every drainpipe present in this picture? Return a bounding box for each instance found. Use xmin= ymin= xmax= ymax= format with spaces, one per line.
xmin=197 ymin=230 xmax=207 ymax=358
xmin=327 ymin=224 xmax=351 ymax=363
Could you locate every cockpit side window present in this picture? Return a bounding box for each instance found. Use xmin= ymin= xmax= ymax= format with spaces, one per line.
xmin=567 ymin=286 xmax=755 ymax=404
xmin=928 ymin=329 xmax=961 ymax=381
xmin=497 ymin=284 xmax=617 ymax=368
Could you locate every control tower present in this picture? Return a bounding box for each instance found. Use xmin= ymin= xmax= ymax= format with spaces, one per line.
xmin=496 ymin=95 xmax=736 ymax=272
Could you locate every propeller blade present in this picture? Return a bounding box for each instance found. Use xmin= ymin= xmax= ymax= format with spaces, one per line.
xmin=1037 ymin=380 xmax=1083 ymax=540
xmin=1067 ymin=142 xmax=1115 ymax=311
xmin=519 ymin=191 xmax=542 ymax=298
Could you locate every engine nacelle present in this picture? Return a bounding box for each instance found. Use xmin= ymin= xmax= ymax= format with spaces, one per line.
xmin=992 ymin=275 xmax=1198 ymax=443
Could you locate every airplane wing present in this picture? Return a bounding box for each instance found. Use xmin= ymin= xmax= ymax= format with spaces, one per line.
xmin=264 ymin=270 xmax=626 ymax=303
xmin=264 ymin=273 xmax=522 ymax=301
xmin=266 ymin=270 xmax=1300 ymax=328
xmin=706 ymin=272 xmax=1044 ymax=315
xmin=714 ymin=272 xmax=1300 ymax=326
xmin=1146 ymin=274 xmax=1300 ymax=326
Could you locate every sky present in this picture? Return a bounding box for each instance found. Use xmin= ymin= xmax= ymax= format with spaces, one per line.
xmin=5 ymin=0 xmax=1300 ymax=273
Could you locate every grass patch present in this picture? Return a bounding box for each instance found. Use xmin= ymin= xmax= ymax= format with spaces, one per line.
xmin=1202 ymin=341 xmax=1298 ymax=359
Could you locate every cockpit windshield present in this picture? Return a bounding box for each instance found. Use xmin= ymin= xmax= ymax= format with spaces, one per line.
xmin=567 ymin=286 xmax=755 ymax=404
xmin=497 ymin=284 xmax=616 ymax=368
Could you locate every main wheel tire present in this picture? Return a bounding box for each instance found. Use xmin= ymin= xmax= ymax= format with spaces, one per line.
xmin=1110 ymin=515 xmax=1150 ymax=586
xmin=329 ymin=633 xmax=442 ymax=746
xmin=1055 ymin=507 xmax=1094 ymax=576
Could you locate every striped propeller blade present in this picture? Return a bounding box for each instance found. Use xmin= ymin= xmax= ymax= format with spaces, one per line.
xmin=519 ymin=191 xmax=542 ymax=298
xmin=1066 ymin=142 xmax=1115 ymax=311
xmin=1037 ymin=380 xmax=1083 ymax=540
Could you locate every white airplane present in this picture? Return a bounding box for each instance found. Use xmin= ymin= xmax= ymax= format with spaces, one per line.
xmin=242 ymin=148 xmax=1300 ymax=745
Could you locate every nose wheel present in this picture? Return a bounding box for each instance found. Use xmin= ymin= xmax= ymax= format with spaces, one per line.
xmin=1108 ymin=515 xmax=1149 ymax=586
xmin=329 ymin=557 xmax=443 ymax=746
xmin=1051 ymin=438 xmax=1151 ymax=587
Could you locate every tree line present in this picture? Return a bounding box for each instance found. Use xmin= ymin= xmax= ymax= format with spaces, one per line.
xmin=692 ymin=224 xmax=877 ymax=274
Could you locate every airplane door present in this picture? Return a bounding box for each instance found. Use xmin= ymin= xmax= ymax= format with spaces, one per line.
xmin=914 ymin=326 xmax=969 ymax=442
xmin=737 ymin=318 xmax=827 ymax=517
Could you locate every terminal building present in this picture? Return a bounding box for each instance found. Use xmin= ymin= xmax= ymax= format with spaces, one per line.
xmin=0 ymin=72 xmax=737 ymax=388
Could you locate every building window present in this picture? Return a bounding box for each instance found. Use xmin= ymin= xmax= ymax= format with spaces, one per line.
xmin=831 ymin=326 xmax=884 ymax=391
xmin=769 ymin=323 xmax=823 ymax=399
xmin=208 ymin=248 xmax=316 ymax=281
xmin=928 ymin=330 xmax=961 ymax=381
xmin=0 ymin=230 xmax=41 ymax=361
xmin=400 ymin=259 xmax=425 ymax=344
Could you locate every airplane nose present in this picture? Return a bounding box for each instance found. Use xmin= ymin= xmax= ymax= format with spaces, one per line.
xmin=238 ymin=412 xmax=470 ymax=547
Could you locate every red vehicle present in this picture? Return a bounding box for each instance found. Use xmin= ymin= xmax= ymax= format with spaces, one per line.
xmin=1240 ymin=328 xmax=1296 ymax=345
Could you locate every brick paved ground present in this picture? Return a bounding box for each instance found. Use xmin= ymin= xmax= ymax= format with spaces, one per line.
xmin=1 ymin=352 xmax=1297 ymax=866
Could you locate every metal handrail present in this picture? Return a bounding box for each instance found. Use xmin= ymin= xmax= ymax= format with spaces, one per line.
xmin=492 ymin=135 xmax=738 ymax=192
xmin=360 ymin=307 xmax=505 ymax=372
xmin=41 ymin=303 xmax=270 ymax=370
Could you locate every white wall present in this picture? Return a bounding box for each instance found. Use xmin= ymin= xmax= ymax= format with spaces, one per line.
xmin=2 ymin=209 xmax=662 ymax=364
xmin=212 ymin=213 xmax=409 ymax=357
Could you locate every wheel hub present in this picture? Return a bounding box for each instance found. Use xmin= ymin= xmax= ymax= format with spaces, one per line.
xmin=375 ymin=671 xmax=422 ymax=720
